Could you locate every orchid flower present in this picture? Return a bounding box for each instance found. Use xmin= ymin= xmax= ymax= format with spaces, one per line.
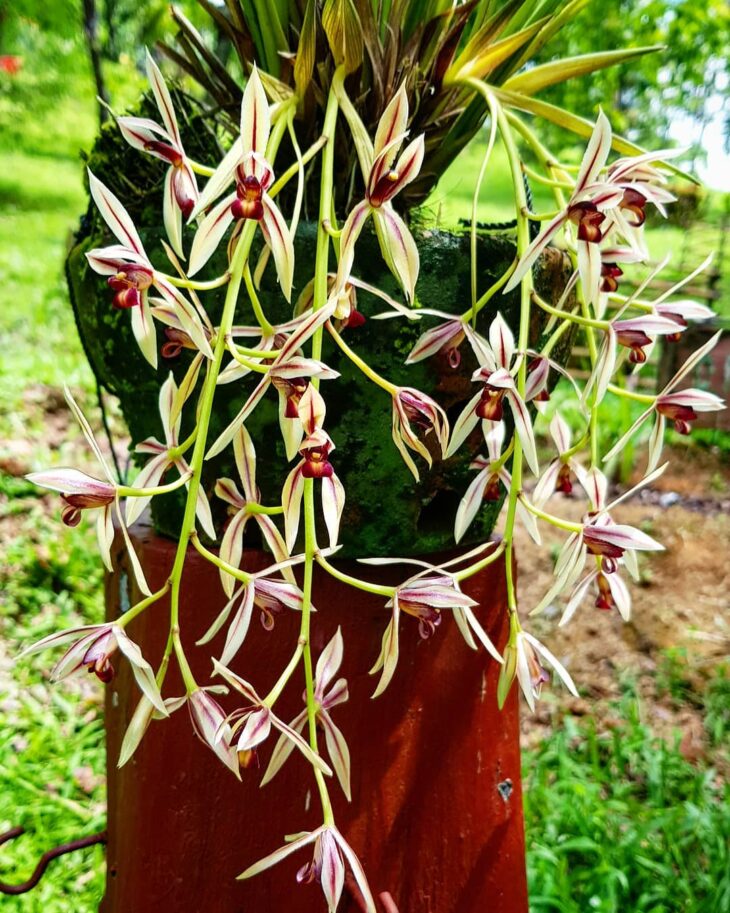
xmin=404 ymin=310 xmax=491 ymax=369
xmin=125 ymin=374 xmax=213 ymax=534
xmin=239 ymin=824 xmax=375 ymax=913
xmin=559 ymin=562 xmax=632 ymax=626
xmin=261 ymin=628 xmax=352 ymax=799
xmin=370 ymin=573 xmax=501 ymax=699
xmin=26 ymin=386 xmax=150 ymax=595
xmin=18 ymin=622 xmax=167 ymax=715
xmin=282 ymin=386 xmax=345 ymax=552
xmin=391 ymin=386 xmax=449 ymax=481
xmin=603 ymin=330 xmax=724 ymax=471
xmin=505 ymin=112 xmax=676 ymax=304
xmin=197 ymin=565 xmax=304 ymax=667
xmin=117 ymin=50 xmax=198 ymax=258
xmin=206 ymin=302 xmax=338 ymax=460
xmin=532 ymin=412 xmax=590 ymax=507
xmin=446 ymin=313 xmax=539 ymax=474
xmin=187 ymin=67 xmax=294 ymax=298
xmin=335 ymin=85 xmax=425 ymax=301
xmin=185 ymin=687 xmax=241 ymax=777
xmin=585 ymin=312 xmax=685 ymax=408
xmin=85 ymin=171 xmax=213 ymax=368
xmin=214 ymin=426 xmax=292 ymax=597
xmin=531 ymin=466 xmax=667 ymax=615
xmin=213 ymin=660 xmax=333 ymax=776
xmin=504 ymin=111 xmax=622 ymax=305
xmin=455 ymin=423 xmax=540 ymax=544
xmin=497 ymin=624 xmax=578 ymax=711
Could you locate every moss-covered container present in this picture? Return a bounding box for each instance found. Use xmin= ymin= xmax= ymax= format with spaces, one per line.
xmin=67 ymin=109 xmax=572 ymax=558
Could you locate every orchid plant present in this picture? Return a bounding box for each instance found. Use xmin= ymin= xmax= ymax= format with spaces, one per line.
xmin=18 ymin=2 xmax=726 ymax=910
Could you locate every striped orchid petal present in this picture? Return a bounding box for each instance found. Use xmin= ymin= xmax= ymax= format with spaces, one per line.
xmin=146 ymin=49 xmax=181 ymax=145
xmin=370 ymin=596 xmax=401 ymax=699
xmin=503 ymin=211 xmax=568 ymax=294
xmin=117 ymin=116 xmax=171 ymax=158
xmin=282 ymin=463 xmax=305 ymax=551
xmin=260 ymin=194 xmax=294 ymax=301
xmin=373 ymin=205 xmax=419 ymax=301
xmin=454 ymin=466 xmax=489 ymax=543
xmin=189 ymin=138 xmax=242 ymax=219
xmin=188 ymin=689 xmax=241 ymax=778
xmin=315 ymin=628 xmax=344 ymax=694
xmin=373 ymin=83 xmax=409 ymax=162
xmin=488 ymin=312 xmax=515 ymax=370
xmin=405 ymin=319 xmax=465 ymax=365
xmin=124 ymin=452 xmax=169 ymax=526
xmin=321 ymin=473 xmax=346 ymax=549
xmin=241 ymin=66 xmax=270 ymax=159
xmin=332 ymin=830 xmax=376 ymax=913
xmin=320 ymin=711 xmax=351 ymax=802
xmin=335 ymin=200 xmax=371 ymax=290
xmin=130 ymin=294 xmax=158 ymax=368
xmin=445 ymin=390 xmax=482 ymax=458
xmin=88 ymin=170 xmax=146 ymax=256
xmin=505 ymin=390 xmax=539 ymax=475
xmin=187 ymin=191 xmax=236 ymax=276
xmin=218 ymin=508 xmax=249 ymax=597
xmin=575 ymin=109 xmax=612 ymax=192
xmin=320 ymin=829 xmax=346 ymax=912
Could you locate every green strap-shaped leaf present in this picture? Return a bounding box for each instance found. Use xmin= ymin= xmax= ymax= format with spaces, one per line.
xmin=494 ymin=87 xmax=699 ymax=183
xmin=323 ymin=0 xmax=364 ymax=74
xmin=446 ymin=17 xmax=546 ymax=83
xmin=294 ymin=0 xmax=318 ymax=98
xmin=503 ymin=46 xmax=664 ymax=96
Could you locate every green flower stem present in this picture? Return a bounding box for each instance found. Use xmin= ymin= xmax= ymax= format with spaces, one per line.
xmin=541 ymin=312 xmax=574 ymax=358
xmin=226 ymin=336 xmax=271 ymax=373
xmin=471 ymin=92 xmax=499 ymax=326
xmin=532 ymin=291 xmax=609 ymax=330
xmin=268 ymin=134 xmax=328 ymax=199
xmin=244 ymin=263 xmax=275 ymax=336
xmin=189 ymin=532 xmax=252 ymax=583
xmin=326 ymin=322 xmax=397 ymax=394
xmin=504 ymin=112 xmax=571 ymax=210
xmin=117 ymin=583 xmax=170 ymax=628
xmin=461 ymin=264 xmax=515 ymax=324
xmin=295 ymin=77 xmax=344 ymax=828
xmin=453 ymin=540 xmax=506 ymax=582
xmin=491 ymin=90 xmax=532 ymax=614
xmin=161 ymin=272 xmax=230 ymax=290
xmin=189 ymin=160 xmax=216 ymax=177
xmin=246 ymin=503 xmax=284 ymax=515
xmin=229 ymin=344 xmax=278 ymax=359
xmin=315 ymin=553 xmax=396 ymax=597
xmin=117 ymin=475 xmax=191 ymax=498
xmin=521 ymin=164 xmax=573 ymax=190
xmin=301 ymin=480 xmax=333 ymax=825
xmin=165 ymin=219 xmax=257 ymax=693
xmin=166 ymin=428 xmax=198 ymax=462
xmin=607 ymin=383 xmax=655 ymax=403
xmin=518 ymin=496 xmax=583 ymax=532
xmin=262 ymin=641 xmax=305 ymax=708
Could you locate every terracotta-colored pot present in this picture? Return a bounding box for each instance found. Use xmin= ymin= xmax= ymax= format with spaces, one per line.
xmin=101 ymin=520 xmax=527 ymax=913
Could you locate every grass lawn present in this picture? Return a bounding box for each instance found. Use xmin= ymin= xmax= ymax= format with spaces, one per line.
xmin=0 ymin=73 xmax=728 ymax=912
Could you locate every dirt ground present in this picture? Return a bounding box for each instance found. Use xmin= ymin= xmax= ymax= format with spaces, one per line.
xmin=514 ymin=447 xmax=730 ymax=758
xmin=1 ymin=387 xmax=728 ymax=762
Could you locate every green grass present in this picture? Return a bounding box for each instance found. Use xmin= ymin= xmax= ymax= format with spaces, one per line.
xmin=524 ymin=682 xmax=730 ymax=913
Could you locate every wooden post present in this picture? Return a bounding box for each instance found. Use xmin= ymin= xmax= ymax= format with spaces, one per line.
xmin=101 ymin=521 xmax=528 ymax=913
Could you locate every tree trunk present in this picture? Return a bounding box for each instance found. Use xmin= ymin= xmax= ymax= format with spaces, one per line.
xmin=81 ymin=0 xmax=109 ymax=126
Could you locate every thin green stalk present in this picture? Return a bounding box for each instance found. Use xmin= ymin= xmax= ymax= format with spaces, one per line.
xmin=315 ymin=553 xmax=395 ymax=597
xmin=166 ymin=221 xmax=257 ymax=692
xmin=117 ymin=476 xmax=190 ymax=498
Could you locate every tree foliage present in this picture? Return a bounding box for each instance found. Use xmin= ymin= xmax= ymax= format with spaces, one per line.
xmin=534 ymin=0 xmax=730 ymax=160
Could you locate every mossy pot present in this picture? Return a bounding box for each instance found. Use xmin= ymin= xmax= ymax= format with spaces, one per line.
xmin=67 ymin=113 xmax=573 ymax=558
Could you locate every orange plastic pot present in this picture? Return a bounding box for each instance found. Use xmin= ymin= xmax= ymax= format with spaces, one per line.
xmin=100 ymin=520 xmax=527 ymax=913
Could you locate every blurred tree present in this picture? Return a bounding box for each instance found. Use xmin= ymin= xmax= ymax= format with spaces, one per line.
xmin=534 ymin=0 xmax=730 ymax=163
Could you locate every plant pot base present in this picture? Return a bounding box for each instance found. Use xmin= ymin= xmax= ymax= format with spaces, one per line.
xmin=101 ymin=520 xmax=528 ymax=913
